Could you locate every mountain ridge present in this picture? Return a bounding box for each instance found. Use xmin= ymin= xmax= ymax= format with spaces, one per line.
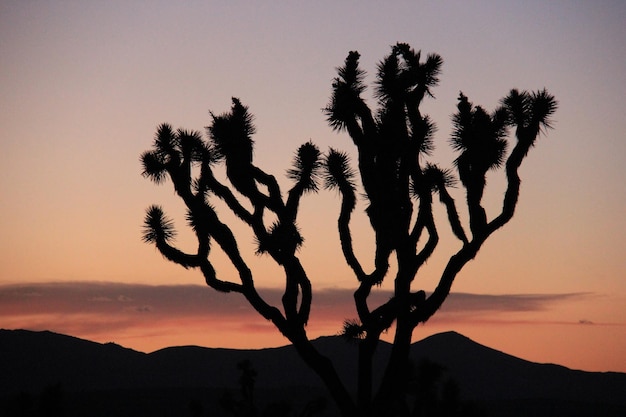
xmin=1 ymin=328 xmax=625 ymax=416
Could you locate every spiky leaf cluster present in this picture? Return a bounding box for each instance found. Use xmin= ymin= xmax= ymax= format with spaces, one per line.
xmin=208 ymin=98 xmax=256 ymax=161
xmin=178 ymin=129 xmax=207 ymax=163
xmin=287 ymin=141 xmax=322 ymax=193
xmin=502 ymin=88 xmax=557 ymax=143
xmin=375 ymin=43 xmax=443 ymax=105
xmin=255 ymin=221 xmax=304 ymax=256
xmin=323 ymin=149 xmax=356 ymax=191
xmin=341 ymin=319 xmax=365 ymax=341
xmin=324 ymin=51 xmax=367 ymax=132
xmin=140 ymin=124 xmax=209 ymax=184
xmin=412 ymin=164 xmax=457 ymax=197
xmin=140 ymin=124 xmax=176 ymax=183
xmin=450 ymin=93 xmax=509 ymax=186
xmin=142 ymin=205 xmax=175 ymax=243
xmin=415 ymin=115 xmax=436 ymax=155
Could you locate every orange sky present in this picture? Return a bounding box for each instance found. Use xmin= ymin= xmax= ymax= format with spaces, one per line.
xmin=1 ymin=2 xmax=625 ymax=373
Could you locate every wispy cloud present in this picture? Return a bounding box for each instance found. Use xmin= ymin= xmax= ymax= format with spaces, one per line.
xmin=0 ymin=282 xmax=589 ymax=316
xmin=0 ymin=282 xmax=599 ymax=351
xmin=439 ymin=292 xmax=589 ymax=313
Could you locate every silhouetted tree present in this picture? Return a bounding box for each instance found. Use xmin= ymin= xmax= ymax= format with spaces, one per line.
xmin=141 ymin=43 xmax=557 ymax=417
xmin=406 ymin=359 xmax=485 ymax=417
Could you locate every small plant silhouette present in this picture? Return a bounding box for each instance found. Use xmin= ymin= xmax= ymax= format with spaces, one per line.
xmin=220 ymin=360 xmax=327 ymax=417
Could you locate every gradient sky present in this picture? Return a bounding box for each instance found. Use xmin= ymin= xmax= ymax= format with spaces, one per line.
xmin=1 ymin=1 xmax=625 ymax=373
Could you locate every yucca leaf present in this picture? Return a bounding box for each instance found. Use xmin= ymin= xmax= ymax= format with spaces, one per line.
xmin=414 ymin=115 xmax=436 ymax=155
xmin=178 ymin=129 xmax=205 ymax=163
xmin=140 ymin=151 xmax=167 ymax=184
xmin=255 ymin=221 xmax=304 ymax=255
xmin=142 ymin=205 xmax=176 ymax=243
xmin=421 ymin=53 xmax=443 ymax=96
xmin=323 ymin=148 xmax=356 ymax=190
xmin=502 ymin=89 xmax=531 ymax=128
xmin=207 ymin=98 xmax=255 ymax=160
xmin=154 ymin=123 xmax=179 ymax=157
xmin=530 ymin=89 xmax=558 ymax=131
xmin=323 ymin=51 xmax=366 ymax=132
xmin=287 ymin=141 xmax=322 ymax=193
xmin=337 ymin=51 xmax=366 ymax=95
xmin=341 ymin=319 xmax=365 ymax=341
xmin=425 ymin=164 xmax=457 ymax=190
xmin=450 ymin=92 xmax=509 ymax=175
xmin=375 ymin=52 xmax=401 ymax=102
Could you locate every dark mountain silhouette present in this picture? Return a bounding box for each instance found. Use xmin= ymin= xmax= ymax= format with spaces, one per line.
xmin=1 ymin=329 xmax=625 ymax=416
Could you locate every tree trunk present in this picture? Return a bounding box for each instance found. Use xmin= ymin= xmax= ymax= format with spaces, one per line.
xmin=289 ymin=331 xmax=358 ymax=417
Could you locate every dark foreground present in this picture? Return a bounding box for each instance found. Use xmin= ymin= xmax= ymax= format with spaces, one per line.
xmin=1 ymin=329 xmax=625 ymax=416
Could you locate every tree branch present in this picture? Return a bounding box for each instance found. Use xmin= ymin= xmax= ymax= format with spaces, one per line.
xmin=437 ymin=182 xmax=468 ymax=244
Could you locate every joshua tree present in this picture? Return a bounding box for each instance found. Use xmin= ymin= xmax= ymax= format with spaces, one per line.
xmin=141 ymin=43 xmax=557 ymax=417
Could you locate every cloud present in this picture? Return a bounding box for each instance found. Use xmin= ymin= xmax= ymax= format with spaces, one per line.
xmin=0 ymin=282 xmax=590 ymax=318
xmin=90 ymin=296 xmax=113 ymax=302
xmin=0 ymin=282 xmax=597 ymax=351
xmin=439 ymin=292 xmax=588 ymax=313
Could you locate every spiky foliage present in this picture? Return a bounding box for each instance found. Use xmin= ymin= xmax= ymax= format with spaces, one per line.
xmin=417 ymin=164 xmax=457 ymax=195
xmin=323 ymin=149 xmax=356 ymax=191
xmin=140 ymin=150 xmax=167 ymax=183
xmin=141 ymin=125 xmax=214 ymax=185
xmin=208 ymin=97 xmax=256 ymax=161
xmin=529 ymin=89 xmax=558 ymax=130
xmin=415 ymin=115 xmax=437 ymax=155
xmin=140 ymin=124 xmax=176 ymax=183
xmin=324 ymin=51 xmax=368 ymax=133
xmin=341 ymin=319 xmax=366 ymax=341
xmin=255 ymin=221 xmax=304 ymax=256
xmin=450 ymin=93 xmax=509 ymax=185
xmin=502 ymin=88 xmax=558 ymax=146
xmin=177 ymin=129 xmax=207 ymax=163
xmin=142 ymin=205 xmax=175 ymax=243
xmin=154 ymin=123 xmax=179 ymax=159
xmin=287 ymin=141 xmax=322 ymax=193
xmin=375 ymin=43 xmax=442 ymax=104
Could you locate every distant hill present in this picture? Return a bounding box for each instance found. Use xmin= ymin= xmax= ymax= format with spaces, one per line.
xmin=1 ymin=329 xmax=625 ymax=417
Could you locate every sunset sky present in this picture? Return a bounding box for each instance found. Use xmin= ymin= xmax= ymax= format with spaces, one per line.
xmin=1 ymin=2 xmax=625 ymax=373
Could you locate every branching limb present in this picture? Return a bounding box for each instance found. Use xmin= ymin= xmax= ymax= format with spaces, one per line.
xmin=251 ymin=166 xmax=285 ymax=214
xmin=451 ymin=93 xmax=509 ymax=239
xmin=199 ymin=260 xmax=243 ymax=293
xmin=437 ymin=183 xmax=468 ymax=244
xmin=280 ymin=258 xmax=312 ymax=325
xmin=412 ymin=240 xmax=482 ymax=325
xmin=324 ymin=51 xmax=376 ymax=145
xmin=285 ymin=141 xmax=322 ymax=222
xmin=324 ymin=149 xmax=366 ymax=281
xmin=204 ymin=210 xmax=255 ymax=287
xmin=155 ymin=239 xmax=200 ymax=269
xmin=419 ymin=89 xmax=557 ymax=325
xmin=200 ymin=163 xmax=255 ymax=224
xmin=488 ymin=89 xmax=557 ymax=234
xmin=414 ymin=214 xmax=439 ymax=270
xmin=142 ymin=205 xmax=200 ymax=269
